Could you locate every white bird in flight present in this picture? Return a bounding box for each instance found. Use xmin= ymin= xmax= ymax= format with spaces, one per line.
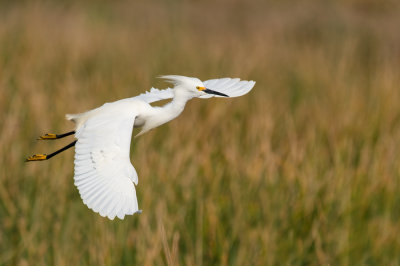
xmin=27 ymin=75 xmax=255 ymax=220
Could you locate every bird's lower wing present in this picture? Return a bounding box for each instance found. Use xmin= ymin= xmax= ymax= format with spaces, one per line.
xmin=73 ymin=110 xmax=139 ymax=220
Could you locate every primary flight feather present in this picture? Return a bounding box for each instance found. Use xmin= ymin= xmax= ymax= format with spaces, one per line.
xmin=27 ymin=75 xmax=256 ymax=220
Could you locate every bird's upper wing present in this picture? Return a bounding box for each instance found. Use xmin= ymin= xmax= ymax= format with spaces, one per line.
xmin=73 ymin=103 xmax=140 ymax=220
xmin=133 ymin=87 xmax=174 ymax=103
xmin=200 ymin=78 xmax=256 ymax=98
xmin=133 ymin=78 xmax=255 ymax=103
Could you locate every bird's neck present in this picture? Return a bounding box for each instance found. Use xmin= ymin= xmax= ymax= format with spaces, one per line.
xmin=163 ymin=90 xmax=192 ymax=119
xmin=136 ymin=88 xmax=193 ymax=137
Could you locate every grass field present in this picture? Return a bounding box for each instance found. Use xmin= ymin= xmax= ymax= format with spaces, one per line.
xmin=1 ymin=0 xmax=400 ymax=265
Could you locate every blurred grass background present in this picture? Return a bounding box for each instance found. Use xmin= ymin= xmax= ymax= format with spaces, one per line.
xmin=1 ymin=0 xmax=400 ymax=265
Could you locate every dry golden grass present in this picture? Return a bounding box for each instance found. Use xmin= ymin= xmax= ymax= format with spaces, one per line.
xmin=1 ymin=0 xmax=400 ymax=265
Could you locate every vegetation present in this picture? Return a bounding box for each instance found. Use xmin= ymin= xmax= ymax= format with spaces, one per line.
xmin=1 ymin=0 xmax=400 ymax=265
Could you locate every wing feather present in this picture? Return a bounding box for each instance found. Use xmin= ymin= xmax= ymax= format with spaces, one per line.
xmin=72 ymin=101 xmax=140 ymax=220
xmin=133 ymin=87 xmax=174 ymax=103
xmin=132 ymin=77 xmax=255 ymax=104
xmin=201 ymin=78 xmax=256 ymax=98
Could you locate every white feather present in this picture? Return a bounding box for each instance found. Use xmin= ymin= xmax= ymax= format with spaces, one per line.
xmin=69 ymin=99 xmax=143 ymax=219
xmin=133 ymin=77 xmax=255 ymax=103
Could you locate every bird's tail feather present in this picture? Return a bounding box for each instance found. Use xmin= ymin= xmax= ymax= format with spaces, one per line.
xmin=66 ymin=113 xmax=86 ymax=130
xmin=65 ymin=113 xmax=78 ymax=122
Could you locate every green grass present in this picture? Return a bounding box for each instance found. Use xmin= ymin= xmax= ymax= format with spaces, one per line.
xmin=1 ymin=0 xmax=400 ymax=265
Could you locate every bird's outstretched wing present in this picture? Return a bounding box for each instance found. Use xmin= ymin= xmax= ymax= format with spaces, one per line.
xmin=134 ymin=78 xmax=255 ymax=104
xmin=134 ymin=87 xmax=174 ymax=103
xmin=73 ymin=105 xmax=140 ymax=220
xmin=200 ymin=78 xmax=256 ymax=98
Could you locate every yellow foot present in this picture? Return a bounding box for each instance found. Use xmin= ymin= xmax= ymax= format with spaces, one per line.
xmin=38 ymin=133 xmax=57 ymax=140
xmin=26 ymin=154 xmax=47 ymax=162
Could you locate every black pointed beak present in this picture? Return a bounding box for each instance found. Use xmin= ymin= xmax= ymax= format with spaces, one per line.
xmin=203 ymin=88 xmax=229 ymax=97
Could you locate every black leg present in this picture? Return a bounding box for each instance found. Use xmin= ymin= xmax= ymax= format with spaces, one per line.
xmin=26 ymin=140 xmax=77 ymax=162
xmin=38 ymin=131 xmax=75 ymax=140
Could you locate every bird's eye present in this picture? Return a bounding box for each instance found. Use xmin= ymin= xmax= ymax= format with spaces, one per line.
xmin=196 ymin=86 xmax=206 ymax=91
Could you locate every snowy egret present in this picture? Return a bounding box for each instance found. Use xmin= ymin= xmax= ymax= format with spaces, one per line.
xmin=26 ymin=75 xmax=256 ymax=219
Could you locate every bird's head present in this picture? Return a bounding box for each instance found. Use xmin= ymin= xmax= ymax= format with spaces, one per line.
xmin=160 ymin=75 xmax=229 ymax=98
